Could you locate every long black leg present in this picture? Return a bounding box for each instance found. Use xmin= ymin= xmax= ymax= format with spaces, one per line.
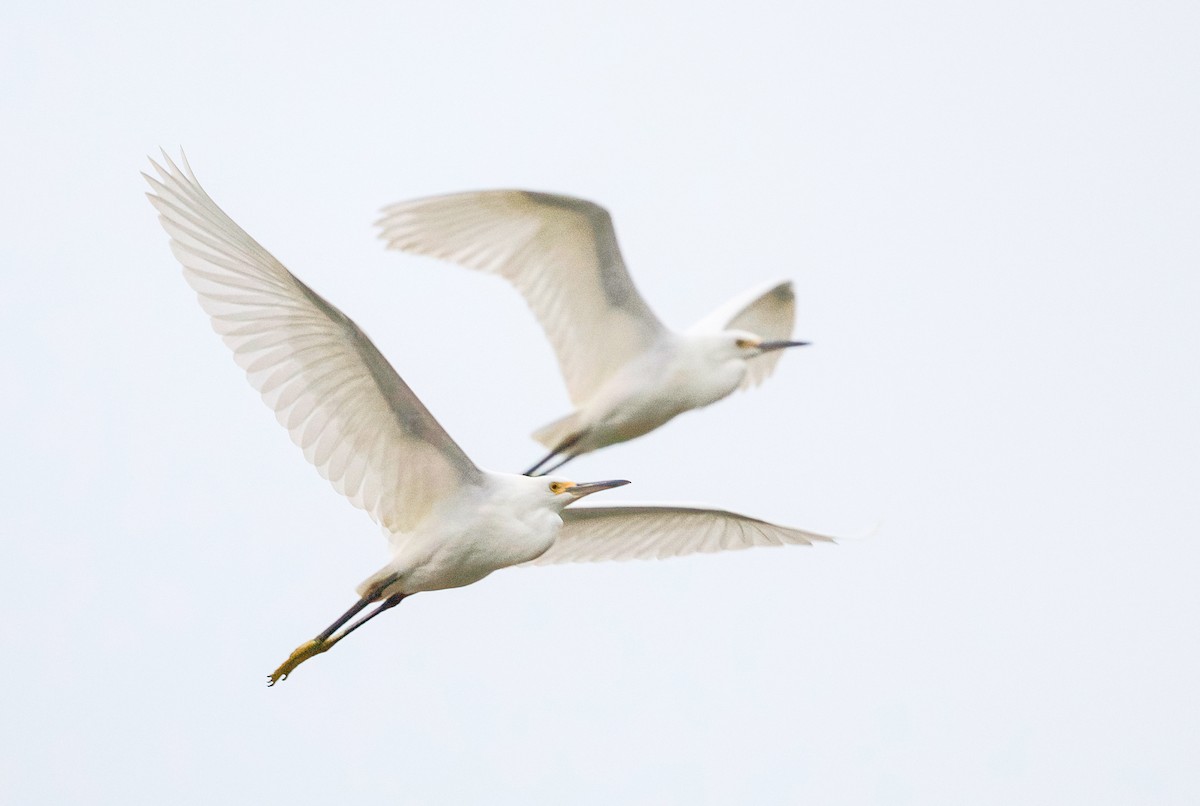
xmin=310 ymin=571 xmax=401 ymax=641
xmin=331 ymin=594 xmax=408 ymax=642
xmin=524 ymin=432 xmax=583 ymax=476
xmin=533 ymin=452 xmax=577 ymax=477
xmin=524 ymin=447 xmax=560 ymax=477
xmin=314 ymin=597 xmax=375 ymax=643
xmin=268 ymin=578 xmax=402 ymax=685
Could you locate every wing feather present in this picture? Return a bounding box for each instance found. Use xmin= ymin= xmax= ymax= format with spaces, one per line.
xmin=376 ymin=190 xmax=667 ymax=405
xmin=526 ymin=503 xmax=833 ymax=565
xmin=145 ymin=152 xmax=483 ymax=533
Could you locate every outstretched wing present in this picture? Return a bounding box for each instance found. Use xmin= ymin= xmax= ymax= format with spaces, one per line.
xmin=145 ymin=152 xmax=483 ymax=533
xmin=376 ymin=190 xmax=667 ymax=406
xmin=525 ymin=503 xmax=833 ymax=565
xmin=689 ymin=280 xmax=796 ymax=390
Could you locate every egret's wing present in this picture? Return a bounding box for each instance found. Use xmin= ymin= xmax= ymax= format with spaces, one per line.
xmin=526 ymin=503 xmax=833 ymax=565
xmin=376 ymin=190 xmax=666 ymax=405
xmin=144 ymin=153 xmax=483 ymax=533
xmin=689 ymin=280 xmax=796 ymax=390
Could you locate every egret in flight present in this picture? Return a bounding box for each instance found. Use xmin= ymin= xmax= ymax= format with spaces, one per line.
xmin=377 ymin=190 xmax=809 ymax=475
xmin=145 ymin=154 xmax=832 ymax=685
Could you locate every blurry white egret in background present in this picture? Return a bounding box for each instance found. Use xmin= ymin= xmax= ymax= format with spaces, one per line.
xmin=145 ymin=153 xmax=832 ymax=685
xmin=377 ymin=191 xmax=809 ymax=475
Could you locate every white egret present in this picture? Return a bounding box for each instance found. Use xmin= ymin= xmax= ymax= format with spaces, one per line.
xmin=376 ymin=191 xmax=809 ymax=475
xmin=145 ymin=154 xmax=832 ymax=685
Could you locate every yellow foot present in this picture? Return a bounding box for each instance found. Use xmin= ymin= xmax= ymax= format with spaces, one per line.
xmin=267 ymin=637 xmax=337 ymax=686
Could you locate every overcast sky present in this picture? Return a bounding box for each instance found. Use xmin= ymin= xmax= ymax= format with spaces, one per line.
xmin=2 ymin=1 xmax=1197 ymax=803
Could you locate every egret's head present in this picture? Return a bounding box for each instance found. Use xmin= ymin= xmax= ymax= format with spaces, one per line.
xmin=544 ymin=477 xmax=630 ymax=508
xmin=726 ymin=329 xmax=810 ymax=358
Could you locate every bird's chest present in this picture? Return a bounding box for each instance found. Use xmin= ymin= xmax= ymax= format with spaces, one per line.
xmin=591 ymin=360 xmax=740 ymax=444
xmin=661 ymin=355 xmax=745 ymax=409
xmin=411 ymin=506 xmax=561 ymax=590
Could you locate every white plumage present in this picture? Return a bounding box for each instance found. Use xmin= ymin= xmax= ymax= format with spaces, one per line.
xmin=145 ymin=154 xmax=830 ymax=684
xmin=377 ymin=190 xmax=809 ymax=475
xmin=529 ymin=503 xmax=832 ymax=565
xmin=150 ymin=163 xmax=478 ymax=533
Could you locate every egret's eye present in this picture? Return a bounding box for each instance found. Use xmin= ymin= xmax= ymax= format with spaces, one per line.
xmin=736 ymin=338 xmax=756 ymax=349
xmin=548 ymin=481 xmax=574 ymax=494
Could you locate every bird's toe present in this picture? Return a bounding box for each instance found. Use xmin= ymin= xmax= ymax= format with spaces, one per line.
xmin=267 ymin=638 xmax=334 ymax=686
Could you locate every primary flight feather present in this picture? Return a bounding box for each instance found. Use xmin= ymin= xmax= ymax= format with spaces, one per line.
xmin=146 ymin=154 xmax=831 ymax=685
xmin=377 ymin=190 xmax=809 ymax=475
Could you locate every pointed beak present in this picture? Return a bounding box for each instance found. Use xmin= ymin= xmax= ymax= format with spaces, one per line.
xmin=566 ymin=479 xmax=631 ymax=499
xmin=758 ymin=340 xmax=810 ymax=352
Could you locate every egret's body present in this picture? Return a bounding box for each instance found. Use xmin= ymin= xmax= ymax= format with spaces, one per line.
xmin=146 ymin=154 xmax=832 ymax=686
xmin=377 ymin=190 xmax=809 ymax=473
xmin=562 ymin=332 xmax=751 ymax=457
xmin=365 ymin=473 xmax=571 ymax=597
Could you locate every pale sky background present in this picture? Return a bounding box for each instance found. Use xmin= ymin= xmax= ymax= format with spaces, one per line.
xmin=2 ymin=1 xmax=1198 ymax=803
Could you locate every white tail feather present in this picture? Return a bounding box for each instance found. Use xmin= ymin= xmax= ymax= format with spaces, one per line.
xmin=531 ymin=411 xmax=582 ymax=450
